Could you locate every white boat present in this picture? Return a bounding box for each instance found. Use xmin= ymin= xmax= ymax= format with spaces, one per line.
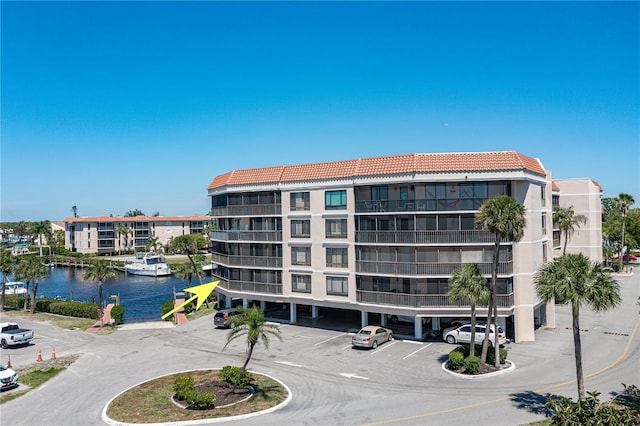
xmin=124 ymin=252 xmax=172 ymax=277
xmin=3 ymin=281 xmax=28 ymax=296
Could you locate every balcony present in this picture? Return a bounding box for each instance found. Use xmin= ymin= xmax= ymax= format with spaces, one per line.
xmin=356 ymin=260 xmax=513 ymax=276
xmin=211 ymin=230 xmax=283 ymax=242
xmin=356 ymin=198 xmax=487 ymax=213
xmin=357 ymin=290 xmax=514 ymax=308
xmin=211 ymin=252 xmax=283 ymax=268
xmin=356 ymin=230 xmax=499 ymax=245
xmin=211 ymin=204 xmax=282 ymax=216
xmin=214 ymin=278 xmax=283 ymax=295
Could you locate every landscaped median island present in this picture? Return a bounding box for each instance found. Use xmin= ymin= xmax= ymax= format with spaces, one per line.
xmin=103 ymin=369 xmax=290 ymax=424
xmin=443 ymin=344 xmax=513 ymax=377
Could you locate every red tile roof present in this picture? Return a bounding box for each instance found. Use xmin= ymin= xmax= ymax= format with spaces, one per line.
xmin=64 ymin=215 xmax=212 ymax=224
xmin=207 ymin=151 xmax=546 ymax=190
xmin=591 ymin=179 xmax=603 ymax=192
xmin=551 ymin=181 xmax=560 ymax=192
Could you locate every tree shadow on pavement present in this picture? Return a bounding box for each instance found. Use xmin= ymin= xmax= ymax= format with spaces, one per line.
xmin=510 ymin=391 xmax=555 ymax=418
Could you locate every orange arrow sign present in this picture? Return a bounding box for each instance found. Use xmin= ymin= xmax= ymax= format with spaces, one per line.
xmin=161 ymin=281 xmax=219 ymax=320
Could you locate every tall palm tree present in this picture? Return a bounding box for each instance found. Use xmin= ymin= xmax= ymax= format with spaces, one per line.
xmin=615 ymin=193 xmax=635 ymax=271
xmin=31 ymin=220 xmax=51 ymax=257
xmin=476 ymin=195 xmax=526 ymax=367
xmin=15 ymin=256 xmax=46 ymax=314
xmin=448 ymin=264 xmax=490 ymax=357
xmin=172 ymin=262 xmax=197 ymax=286
xmin=146 ymin=236 xmax=162 ymax=253
xmin=115 ymin=224 xmax=131 ymax=255
xmin=553 ymin=206 xmax=587 ymax=256
xmin=83 ymin=260 xmax=117 ymax=327
xmin=170 ymin=234 xmax=207 ymax=286
xmin=0 ymin=250 xmax=14 ymax=312
xmin=535 ymin=253 xmax=621 ymax=400
xmin=223 ymin=306 xmax=282 ymax=389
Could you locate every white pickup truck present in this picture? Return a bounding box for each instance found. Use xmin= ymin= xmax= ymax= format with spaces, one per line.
xmin=0 ymin=322 xmax=34 ymax=348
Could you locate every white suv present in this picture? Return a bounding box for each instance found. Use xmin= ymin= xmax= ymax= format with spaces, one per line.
xmin=443 ymin=324 xmax=507 ymax=346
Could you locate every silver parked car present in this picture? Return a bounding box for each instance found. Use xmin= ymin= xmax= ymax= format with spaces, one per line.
xmin=352 ymin=325 xmax=393 ymax=349
xmin=443 ymin=324 xmax=507 ymax=346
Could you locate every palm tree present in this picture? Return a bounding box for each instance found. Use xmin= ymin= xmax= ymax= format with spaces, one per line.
xmin=0 ymin=250 xmax=14 ymax=312
xmin=448 ymin=264 xmax=490 ymax=357
xmin=83 ymin=260 xmax=117 ymax=327
xmin=535 ymin=253 xmax=621 ymax=400
xmin=170 ymin=234 xmax=207 ymax=286
xmin=553 ymin=206 xmax=587 ymax=256
xmin=31 ymin=220 xmax=51 ymax=257
xmin=172 ymin=262 xmax=197 ymax=286
xmin=615 ymin=193 xmax=635 ymax=271
xmin=15 ymin=256 xmax=46 ymax=314
xmin=223 ymin=306 xmax=282 ymax=389
xmin=146 ymin=236 xmax=162 ymax=253
xmin=476 ymin=195 xmax=526 ymax=367
xmin=115 ymin=224 xmax=131 ymax=255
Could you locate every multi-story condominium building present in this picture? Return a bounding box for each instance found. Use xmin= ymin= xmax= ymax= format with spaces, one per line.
xmin=64 ymin=215 xmax=213 ymax=255
xmin=206 ymin=151 xmax=601 ymax=343
xmin=551 ymin=178 xmax=603 ymax=261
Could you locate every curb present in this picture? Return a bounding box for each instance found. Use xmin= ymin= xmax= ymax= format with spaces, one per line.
xmin=440 ymin=360 xmax=515 ymax=379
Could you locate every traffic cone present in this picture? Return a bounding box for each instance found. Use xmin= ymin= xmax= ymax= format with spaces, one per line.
xmin=51 ymin=347 xmax=57 ymax=360
xmin=6 ymin=355 xmax=11 ymax=368
xmin=37 ymin=349 xmax=43 ymax=362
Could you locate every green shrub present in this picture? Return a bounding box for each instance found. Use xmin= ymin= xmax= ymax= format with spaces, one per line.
xmin=172 ymin=374 xmax=215 ymax=410
xmin=161 ymin=300 xmax=174 ymax=321
xmin=546 ymin=388 xmax=640 ymax=425
xmin=448 ymin=347 xmax=465 ymax=370
xmin=220 ymin=365 xmax=254 ymax=387
xmin=488 ymin=347 xmax=508 ymax=365
xmin=48 ymin=301 xmax=100 ymax=319
xmin=110 ymin=305 xmax=125 ymax=324
xmin=463 ymin=356 xmax=481 ymax=375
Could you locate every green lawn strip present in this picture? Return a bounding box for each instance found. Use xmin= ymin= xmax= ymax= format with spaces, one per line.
xmin=0 ymin=354 xmax=80 ymax=405
xmin=1 ymin=310 xmax=97 ymax=330
xmin=106 ymin=370 xmax=287 ymax=423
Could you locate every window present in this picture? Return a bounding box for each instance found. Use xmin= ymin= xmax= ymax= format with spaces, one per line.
xmin=325 ymin=219 xmax=347 ymax=238
xmin=292 ymin=274 xmax=311 ymax=293
xmin=326 ymin=276 xmax=348 ymax=296
xmin=291 ymin=246 xmax=311 ymax=266
xmin=372 ymin=186 xmax=388 ymax=201
xmin=542 ymin=214 xmax=547 ymax=234
xmin=290 ymin=192 xmax=310 ymax=211
xmin=326 ymin=247 xmax=348 ymax=267
xmin=291 ymin=220 xmax=310 ymax=238
xmin=541 ymin=185 xmax=546 ymax=207
xmin=325 ymin=190 xmax=347 ymax=210
xmin=400 ymin=186 xmax=409 ymax=201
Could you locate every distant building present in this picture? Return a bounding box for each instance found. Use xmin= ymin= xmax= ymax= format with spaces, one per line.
xmin=205 ymin=151 xmax=603 ymax=343
xmin=64 ymin=215 xmax=213 ymax=254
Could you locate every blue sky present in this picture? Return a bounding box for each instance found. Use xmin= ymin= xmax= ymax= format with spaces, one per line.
xmin=1 ymin=1 xmax=638 ymax=222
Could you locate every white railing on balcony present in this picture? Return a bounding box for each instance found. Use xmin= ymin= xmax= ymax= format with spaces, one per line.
xmin=356 ymin=230 xmax=500 ymax=245
xmin=356 ymin=290 xmax=514 ymax=308
xmin=356 ymin=260 xmax=513 ymax=276
xmin=211 ymin=253 xmax=283 ymax=268
xmin=211 ymin=230 xmax=282 ymax=242
xmin=214 ymin=278 xmax=283 ymax=294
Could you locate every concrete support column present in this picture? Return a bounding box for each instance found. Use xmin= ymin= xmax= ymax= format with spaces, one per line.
xmin=311 ymin=305 xmax=319 ymax=318
xmin=361 ymin=310 xmax=368 ymax=328
xmin=380 ymin=314 xmax=387 ymax=327
xmin=432 ymin=317 xmax=441 ymax=331
xmin=260 ymin=301 xmax=266 ymax=311
xmin=414 ymin=318 xmax=423 ymax=340
xmin=290 ymin=303 xmax=297 ymax=324
xmin=242 ymin=298 xmax=249 ymax=309
xmin=225 ymin=297 xmax=232 ymax=309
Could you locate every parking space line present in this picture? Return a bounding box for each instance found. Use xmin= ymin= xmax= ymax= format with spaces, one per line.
xmin=342 ymin=345 xmax=352 ymax=350
xmin=275 ymin=361 xmax=302 ymax=368
xmin=371 ymin=340 xmax=399 ymax=354
xmin=314 ymin=333 xmax=346 ymax=346
xmin=403 ymin=343 xmax=432 ymax=359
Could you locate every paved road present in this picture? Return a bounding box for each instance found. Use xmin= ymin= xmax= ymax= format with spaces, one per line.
xmin=1 ymin=273 xmax=638 ymax=426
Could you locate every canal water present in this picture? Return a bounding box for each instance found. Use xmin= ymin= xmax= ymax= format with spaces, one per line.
xmin=17 ymin=267 xmax=195 ymax=323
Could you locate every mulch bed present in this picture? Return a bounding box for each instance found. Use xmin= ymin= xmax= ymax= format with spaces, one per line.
xmin=173 ymin=380 xmax=253 ymax=409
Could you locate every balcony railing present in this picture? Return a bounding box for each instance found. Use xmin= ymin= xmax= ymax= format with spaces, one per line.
xmin=355 ymin=198 xmax=487 ymax=213
xmin=356 ymin=260 xmax=513 ymax=276
xmin=211 ymin=230 xmax=283 ymax=242
xmin=211 ymin=204 xmax=282 ymax=216
xmin=211 ymin=252 xmax=283 ymax=268
xmin=356 ymin=230 xmax=499 ymax=245
xmin=357 ymin=290 xmax=514 ymax=308
xmin=214 ymin=278 xmax=283 ymax=295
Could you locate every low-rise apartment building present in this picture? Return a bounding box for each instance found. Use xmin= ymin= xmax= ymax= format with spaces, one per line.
xmin=64 ymin=215 xmax=213 ymax=255
xmin=206 ymin=151 xmax=602 ymax=343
